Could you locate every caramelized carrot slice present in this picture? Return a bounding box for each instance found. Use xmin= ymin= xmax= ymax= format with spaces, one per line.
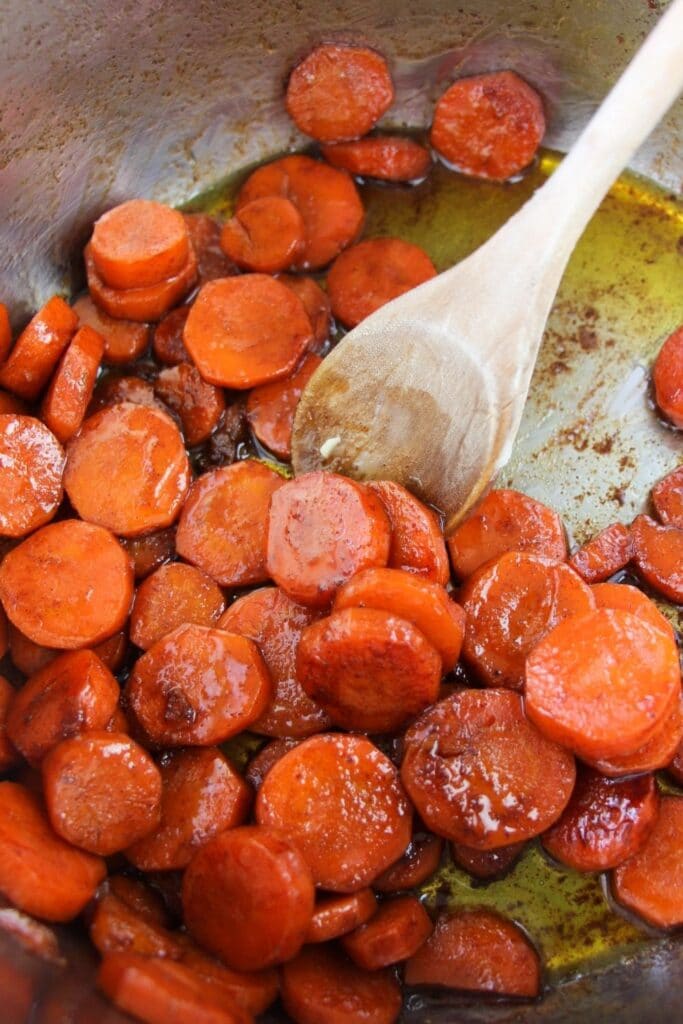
xmin=327 ymin=237 xmax=436 ymax=328
xmin=73 ymin=294 xmax=150 ymax=366
xmin=0 ymin=415 xmax=64 ymax=538
xmin=131 ymin=562 xmax=225 ymax=651
xmin=591 ymin=581 xmax=675 ymax=641
xmin=121 ymin=526 xmax=176 ymax=580
xmin=89 ymin=374 xmax=160 ymax=415
xmin=183 ymin=212 xmax=238 ymax=285
xmin=7 ymin=625 xmax=58 ymax=677
xmin=153 ymin=307 xmax=190 ymax=365
xmin=631 ymin=514 xmax=683 ymax=603
xmin=373 ymin=834 xmax=444 ymax=893
xmin=86 ymin=243 xmax=198 ymax=323
xmin=256 ymin=733 xmax=412 ymax=891
xmin=279 ymin=275 xmax=331 ymax=352
xmin=91 ymin=200 xmax=190 ymax=290
xmin=612 ymin=796 xmax=683 ymax=929
xmin=245 ymin=738 xmax=300 ymax=790
xmin=306 ymin=890 xmax=378 ymax=943
xmin=220 ymin=197 xmax=304 ymax=273
xmin=653 ymin=325 xmax=683 ymax=428
xmin=90 ymin=891 xmax=183 ymax=959
xmin=246 ymin=353 xmax=322 ymax=460
xmin=322 ymin=136 xmax=431 ymax=182
xmin=652 ymin=465 xmax=683 ymax=527
xmin=368 ymin=480 xmax=449 ymax=584
xmin=447 ymin=488 xmax=567 ymax=579
xmin=0 ymin=303 xmax=11 ymax=363
xmin=569 ymin=522 xmax=633 ymax=583
xmin=41 ymin=325 xmax=105 ymax=443
xmin=179 ymin=945 xmax=279 ymax=1015
xmin=0 ymin=676 xmax=19 ymax=773
xmin=154 ymin=363 xmax=225 ymax=445
xmin=585 ymin=693 xmax=683 ymax=778
xmin=0 ymin=296 xmax=78 ymax=400
xmin=0 ymin=520 xmax=133 ymax=648
xmin=107 ymin=875 xmax=170 ymax=927
xmin=342 ymin=895 xmax=432 ymax=970
xmin=450 ymin=841 xmax=525 ymax=880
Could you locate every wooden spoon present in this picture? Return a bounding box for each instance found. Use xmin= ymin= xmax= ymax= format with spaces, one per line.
xmin=292 ymin=0 xmax=683 ymax=533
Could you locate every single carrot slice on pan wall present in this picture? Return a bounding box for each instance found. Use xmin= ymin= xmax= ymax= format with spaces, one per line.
xmin=652 ymin=464 xmax=683 ymax=527
xmin=41 ymin=325 xmax=105 ymax=444
xmin=631 ymin=514 xmax=683 ymax=603
xmin=90 ymin=199 xmax=190 ymax=290
xmin=0 ymin=296 xmax=78 ymax=400
xmin=653 ymin=325 xmax=683 ymax=428
xmin=569 ymin=522 xmax=633 ymax=583
xmin=0 ymin=415 xmax=64 ymax=538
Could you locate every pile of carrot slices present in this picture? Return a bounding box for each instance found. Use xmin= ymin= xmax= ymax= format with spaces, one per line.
xmin=0 ymin=38 xmax=681 ymax=1024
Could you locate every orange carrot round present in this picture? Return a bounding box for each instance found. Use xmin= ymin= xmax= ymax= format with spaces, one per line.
xmin=245 ymin=738 xmax=300 ymax=790
xmin=612 ymin=796 xmax=683 ymax=930
xmin=41 ymin=325 xmax=105 ymax=443
xmin=279 ymin=275 xmax=331 ymax=351
xmin=322 ymin=136 xmax=431 ymax=182
xmin=342 ymin=895 xmax=433 ymax=970
xmin=220 ymin=197 xmax=304 ymax=273
xmin=450 ymin=840 xmax=525 ymax=880
xmin=0 ymin=296 xmax=78 ymax=400
xmin=631 ymin=513 xmax=683 ymax=603
xmin=130 ymin=562 xmax=225 ymax=651
xmin=0 ymin=415 xmax=64 ymax=538
xmin=306 ymin=890 xmax=378 ymax=944
xmin=652 ymin=465 xmax=683 ymax=528
xmin=373 ymin=833 xmax=443 ymax=893
xmin=154 ymin=363 xmax=225 ymax=445
xmin=368 ymin=479 xmax=449 ymax=584
xmin=86 ymin=242 xmax=197 ymax=323
xmin=569 ymin=522 xmax=633 ymax=584
xmin=121 ymin=526 xmax=176 ymax=580
xmin=91 ymin=200 xmax=190 ymax=290
xmin=246 ymin=352 xmax=322 ymax=460
xmin=585 ymin=693 xmax=683 ymax=778
xmin=72 ymin=294 xmax=150 ymax=366
xmin=152 ymin=306 xmax=190 ymax=366
xmin=183 ymin=212 xmax=238 ymax=285
xmin=591 ymin=581 xmax=675 ymax=642
xmin=0 ymin=676 xmax=19 ymax=773
xmin=653 ymin=325 xmax=683 ymax=428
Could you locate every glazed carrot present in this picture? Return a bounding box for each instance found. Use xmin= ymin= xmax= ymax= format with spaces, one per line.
xmin=0 ymin=303 xmax=11 ymax=363
xmin=0 ymin=520 xmax=133 ymax=648
xmin=266 ymin=472 xmax=391 ymax=607
xmin=525 ymin=609 xmax=681 ymax=760
xmin=220 ymin=197 xmax=304 ymax=273
xmin=91 ymin=200 xmax=190 ymax=290
xmin=334 ymin=567 xmax=465 ymax=671
xmin=72 ymin=294 xmax=150 ymax=366
xmin=256 ymin=733 xmax=412 ymax=891
xmin=286 ymin=44 xmax=394 ymax=142
xmin=182 ymin=825 xmax=314 ymax=970
xmin=0 ymin=782 xmax=105 ymax=921
xmin=404 ymin=909 xmax=541 ymax=997
xmin=126 ymin=747 xmax=251 ymax=870
xmin=6 ymin=649 xmax=120 ymax=764
xmin=183 ymin=212 xmax=238 ymax=285
xmin=0 ymin=296 xmax=78 ymax=400
xmin=106 ymin=704 xmax=130 ymax=733
xmin=461 ymin=553 xmax=594 ymax=689
xmin=431 ymin=71 xmax=545 ymax=181
xmin=121 ymin=526 xmax=176 ymax=579
xmin=179 ymin=945 xmax=279 ymax=1015
xmin=107 ymin=875 xmax=170 ymax=928
xmin=176 ymin=461 xmax=284 ymax=587
xmin=41 ymin=325 xmax=105 ymax=443
xmin=64 ymin=402 xmax=191 ymax=538
xmin=306 ymin=890 xmax=378 ymax=943
xmin=0 ymin=676 xmax=19 ymax=773
xmin=89 ymin=373 xmax=161 ymax=414
xmin=569 ymin=522 xmax=633 ymax=583
xmin=281 ymin=944 xmax=402 ymax=1024
xmin=279 ymin=275 xmax=331 ymax=351
xmin=327 ymin=237 xmax=436 ymax=328
xmin=585 ymin=694 xmax=683 ymax=778
xmin=591 ymin=581 xmax=675 ymax=641
xmin=131 ymin=562 xmax=225 ymax=651
xmin=125 ymin=623 xmax=271 ymax=747
xmin=373 ymin=834 xmax=443 ymax=893
xmin=0 ymin=415 xmax=65 ymax=537
xmin=450 ymin=840 xmax=525 ymax=880
xmin=246 ymin=352 xmax=322 ymax=460
xmin=652 ymin=325 xmax=683 ymax=428
xmin=86 ymin=243 xmax=198 ymax=323
xmin=652 ymin=465 xmax=683 ymax=527
xmin=612 ymin=796 xmax=683 ymax=929
xmin=631 ymin=514 xmax=683 ymax=603
xmin=0 ymin=390 xmax=27 ymax=414
xmin=368 ymin=480 xmax=450 ymax=584
xmin=245 ymin=738 xmax=300 ymax=790
xmin=183 ymin=275 xmax=312 ymax=388
xmin=218 ymin=587 xmax=329 ymax=737
xmin=322 ymin=136 xmax=432 ymax=182
xmin=155 ymin=363 xmax=225 ymax=445
xmin=447 ymin=488 xmax=567 ymax=579
xmin=237 ymin=156 xmax=364 ymax=270
xmin=7 ymin=625 xmax=58 ymax=677
xmin=90 ymin=892 xmax=184 ymax=959
xmin=153 ymin=307 xmax=190 ymax=365
xmin=342 ymin=895 xmax=432 ymax=970
xmin=401 ymin=689 xmax=575 ymax=849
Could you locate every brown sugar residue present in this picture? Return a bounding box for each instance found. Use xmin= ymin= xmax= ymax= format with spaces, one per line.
xmin=592 ymin=437 xmax=614 ymax=455
xmin=578 ymin=327 xmax=598 ymax=351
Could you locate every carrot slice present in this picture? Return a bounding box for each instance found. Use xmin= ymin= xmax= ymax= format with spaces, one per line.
xmin=297 ymin=606 xmax=442 ymax=732
xmin=342 ymin=895 xmax=432 ymax=970
xmin=0 ymin=296 xmax=78 ymax=400
xmin=121 ymin=526 xmax=176 ymax=580
xmin=631 ymin=514 xmax=683 ymax=603
xmin=612 ymin=796 xmax=683 ymax=930
xmin=266 ymin=472 xmax=391 ymax=607
xmin=86 ymin=243 xmax=198 ymax=323
xmin=130 ymin=562 xmax=225 ymax=651
xmin=525 ymin=608 xmax=681 ymax=760
xmin=401 ymin=689 xmax=574 ymax=849
xmin=0 ymin=782 xmax=105 ymax=921
xmin=450 ymin=840 xmax=525 ymax=880
xmin=41 ymin=325 xmax=105 ymax=443
xmin=154 ymin=363 xmax=225 ymax=445
xmin=322 ymin=136 xmax=431 ymax=182
xmin=591 ymin=581 xmax=675 ymax=642
xmin=368 ymin=480 xmax=449 ymax=584
xmin=281 ymin=944 xmax=402 ymax=1024
xmin=447 ymin=487 xmax=567 ymax=579
xmin=652 ymin=465 xmax=683 ymax=527
xmin=183 ymin=212 xmax=238 ymax=285
xmin=153 ymin=306 xmax=190 ymax=366
xmin=0 ymin=676 xmax=19 ymax=773
xmin=246 ymin=352 xmax=322 ymax=460
xmin=373 ymin=833 xmax=444 ymax=893
xmin=91 ymin=200 xmax=190 ymax=290
xmin=125 ymin=623 xmax=271 ymax=747
xmin=306 ymin=890 xmax=378 ymax=943
xmin=245 ymin=738 xmax=300 ymax=790
xmin=286 ymin=44 xmax=394 ymax=142
xmin=107 ymin=875 xmax=170 ymax=927
xmin=569 ymin=522 xmax=633 ymax=583
xmin=176 ymin=460 xmax=284 ymax=587
xmin=430 ymin=71 xmax=545 ymax=181
xmin=7 ymin=625 xmax=59 ymax=677
xmin=279 ymin=275 xmax=331 ymax=352
xmin=0 ymin=415 xmax=64 ymax=538
xmin=653 ymin=325 xmax=683 ymax=428
xmin=182 ymin=825 xmax=314 ymax=971
xmin=404 ymin=908 xmax=541 ymax=996
xmin=218 ymin=587 xmax=330 ymax=738
xmin=220 ymin=197 xmax=304 ymax=273
xmin=327 ymin=237 xmax=436 ymax=328
xmin=585 ymin=693 xmax=683 ymax=778
xmin=256 ymin=733 xmax=412 ymax=891
xmin=90 ymin=891 xmax=183 ymax=959
xmin=0 ymin=303 xmax=11 ymax=363
xmin=0 ymin=520 xmax=133 ymax=648
xmin=179 ymin=945 xmax=279 ymax=1016
xmin=64 ymin=402 xmax=190 ymax=538
xmin=461 ymin=552 xmax=594 ymax=689
xmin=237 ymin=155 xmax=364 ymax=270
xmin=73 ymin=294 xmax=150 ymax=366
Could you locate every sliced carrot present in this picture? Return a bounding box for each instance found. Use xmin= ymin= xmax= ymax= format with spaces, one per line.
xmin=107 ymin=875 xmax=170 ymax=927
xmin=652 ymin=465 xmax=683 ymax=527
xmin=0 ymin=520 xmax=133 ymax=648
xmin=525 ymin=608 xmax=681 ymax=760
xmin=631 ymin=514 xmax=683 ymax=603
xmin=41 ymin=325 xmax=105 ymax=443
xmin=450 ymin=840 xmax=525 ymax=880
xmin=327 ymin=237 xmax=436 ymax=328
xmin=246 ymin=352 xmax=321 ymax=460
xmin=612 ymin=796 xmax=683 ymax=929
xmin=281 ymin=944 xmax=402 ymax=1024
xmin=176 ymin=460 xmax=284 ymax=587
xmin=404 ymin=908 xmax=541 ymax=996
xmin=342 ymin=895 xmax=432 ymax=970
xmin=447 ymin=487 xmax=567 ymax=579
xmin=155 ymin=363 xmax=225 ymax=445
xmin=73 ymin=294 xmax=150 ymax=366
xmin=126 ymin=747 xmax=251 ymax=871
xmin=591 ymin=581 xmax=675 ymax=642
xmin=125 ymin=623 xmax=271 ymax=747
xmin=183 ymin=275 xmax=312 ymax=389
xmin=322 ymin=136 xmax=431 ymax=182
xmin=7 ymin=625 xmax=58 ymax=677
xmin=368 ymin=480 xmax=449 ymax=584
xmin=286 ymin=44 xmax=394 ymax=142
xmin=6 ymin=649 xmax=120 ymax=764
xmin=431 ymin=71 xmax=545 ymax=181
xmin=91 ymin=200 xmax=190 ymax=290
xmin=153 ymin=306 xmax=190 ymax=365
xmin=653 ymin=324 xmax=683 ymax=428
xmin=306 ymin=890 xmax=378 ymax=943
xmin=373 ymin=833 xmax=443 ymax=893
xmin=237 ymin=155 xmax=364 ymax=270
xmin=0 ymin=415 xmax=64 ymax=538
xmin=220 ymin=197 xmax=304 ymax=273
xmin=86 ymin=242 xmax=198 ymax=323
xmin=121 ymin=526 xmax=176 ymax=579
xmin=569 ymin=522 xmax=633 ymax=583
xmin=401 ymin=689 xmax=575 ymax=849
xmin=0 ymin=303 xmax=12 ymax=363
xmin=256 ymin=733 xmax=412 ymax=891
xmin=131 ymin=562 xmax=225 ymax=651
xmin=334 ymin=567 xmax=465 ymax=672
xmin=245 ymin=738 xmax=300 ymax=790
xmin=0 ymin=676 xmax=19 ymax=773
xmin=90 ymin=892 xmax=183 ymax=959
xmin=0 ymin=296 xmax=78 ymax=400
xmin=279 ymin=275 xmax=331 ymax=352
xmin=183 ymin=212 xmax=238 ymax=285
xmin=218 ymin=587 xmax=329 ymax=738
xmin=0 ymin=782 xmax=105 ymax=921
xmin=179 ymin=945 xmax=279 ymax=1016
xmin=586 ymin=693 xmax=683 ymax=778
xmin=89 ymin=373 xmax=161 ymax=415
xmin=64 ymin=402 xmax=190 ymax=538
xmin=461 ymin=552 xmax=594 ymax=689
xmin=266 ymin=471 xmax=391 ymax=607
